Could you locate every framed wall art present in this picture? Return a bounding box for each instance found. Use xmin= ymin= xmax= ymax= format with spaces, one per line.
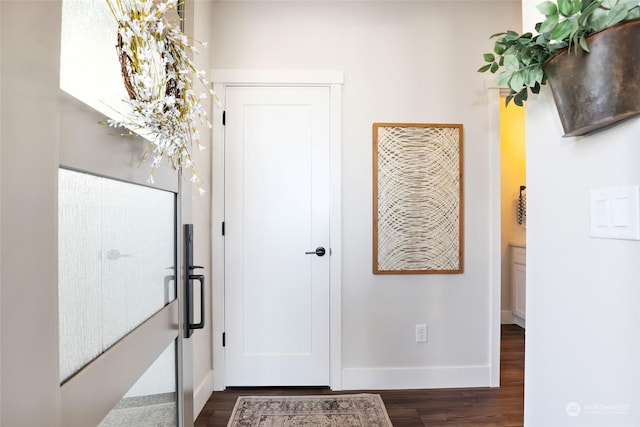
xmin=373 ymin=123 xmax=463 ymax=274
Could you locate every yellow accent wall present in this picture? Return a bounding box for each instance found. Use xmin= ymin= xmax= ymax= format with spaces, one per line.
xmin=500 ymin=98 xmax=526 ymax=314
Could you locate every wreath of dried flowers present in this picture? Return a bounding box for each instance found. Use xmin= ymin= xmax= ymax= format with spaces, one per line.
xmin=105 ymin=0 xmax=217 ymax=194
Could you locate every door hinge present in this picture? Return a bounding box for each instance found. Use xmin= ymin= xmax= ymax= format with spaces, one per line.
xmin=222 ymin=110 xmax=226 ymax=126
xmin=222 ymin=332 xmax=226 ymax=347
xmin=221 ymin=221 xmax=225 ymax=236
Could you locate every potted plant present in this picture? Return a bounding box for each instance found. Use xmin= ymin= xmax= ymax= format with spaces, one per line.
xmin=479 ymin=0 xmax=640 ymax=136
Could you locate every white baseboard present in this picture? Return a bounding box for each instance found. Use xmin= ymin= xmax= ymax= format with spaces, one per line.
xmin=512 ymin=315 xmax=526 ymax=329
xmin=341 ymin=365 xmax=491 ymax=390
xmin=194 ymin=370 xmax=214 ymax=420
xmin=501 ymin=310 xmax=514 ymax=324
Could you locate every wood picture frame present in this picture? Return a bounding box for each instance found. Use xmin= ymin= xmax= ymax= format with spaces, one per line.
xmin=373 ymin=123 xmax=464 ymax=274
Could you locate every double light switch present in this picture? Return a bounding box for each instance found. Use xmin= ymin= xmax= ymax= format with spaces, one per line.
xmin=590 ymin=185 xmax=640 ymax=240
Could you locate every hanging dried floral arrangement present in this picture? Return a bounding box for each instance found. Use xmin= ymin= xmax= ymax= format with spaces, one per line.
xmin=105 ymin=0 xmax=217 ymax=194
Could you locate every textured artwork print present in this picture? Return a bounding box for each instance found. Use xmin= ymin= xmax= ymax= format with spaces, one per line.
xmin=373 ymin=123 xmax=463 ymax=274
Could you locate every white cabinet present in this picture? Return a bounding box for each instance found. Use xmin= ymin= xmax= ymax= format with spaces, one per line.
xmin=511 ymin=245 xmax=526 ymax=321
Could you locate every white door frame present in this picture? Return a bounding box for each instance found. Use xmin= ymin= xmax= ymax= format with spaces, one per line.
xmin=487 ymin=84 xmax=502 ymax=388
xmin=211 ymin=70 xmax=343 ymax=391
xmin=487 ymin=79 xmax=515 ymax=388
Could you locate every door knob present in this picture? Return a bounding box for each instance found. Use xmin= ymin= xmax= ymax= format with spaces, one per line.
xmin=305 ymin=247 xmax=326 ymax=257
xmin=106 ymin=249 xmax=132 ymax=260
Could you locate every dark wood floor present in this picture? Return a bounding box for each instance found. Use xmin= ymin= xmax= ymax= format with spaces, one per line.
xmin=195 ymin=324 xmax=524 ymax=426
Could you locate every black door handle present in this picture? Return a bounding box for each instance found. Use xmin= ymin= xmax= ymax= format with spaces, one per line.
xmin=188 ymin=273 xmax=205 ymax=331
xmin=305 ymin=246 xmax=326 ymax=257
xmin=185 ymin=224 xmax=205 ymax=338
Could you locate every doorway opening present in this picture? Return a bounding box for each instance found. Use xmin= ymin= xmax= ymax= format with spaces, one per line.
xmin=496 ymin=92 xmax=526 ymax=426
xmin=488 ymin=85 xmax=527 ymax=413
xmin=499 ymin=97 xmax=527 ymax=330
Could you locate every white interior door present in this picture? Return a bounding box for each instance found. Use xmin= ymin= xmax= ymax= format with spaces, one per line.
xmin=224 ymin=86 xmax=331 ymax=386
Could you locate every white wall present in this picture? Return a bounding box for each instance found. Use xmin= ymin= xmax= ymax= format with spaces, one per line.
xmin=210 ymin=0 xmax=521 ymax=389
xmin=1 ymin=2 xmax=62 ymax=425
xmin=523 ymin=6 xmax=640 ymax=427
xmin=0 ymin=4 xmax=3 ymax=418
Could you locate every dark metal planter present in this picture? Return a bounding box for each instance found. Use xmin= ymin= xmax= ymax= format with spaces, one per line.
xmin=544 ymin=18 xmax=640 ymax=137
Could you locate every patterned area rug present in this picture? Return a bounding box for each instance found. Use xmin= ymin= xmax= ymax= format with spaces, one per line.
xmin=227 ymin=394 xmax=393 ymax=426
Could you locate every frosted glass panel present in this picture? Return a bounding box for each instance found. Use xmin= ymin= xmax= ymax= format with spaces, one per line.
xmin=59 ymin=169 xmax=175 ymax=382
xmin=99 ymin=341 xmax=177 ymax=427
xmin=58 ymin=171 xmax=104 ymax=378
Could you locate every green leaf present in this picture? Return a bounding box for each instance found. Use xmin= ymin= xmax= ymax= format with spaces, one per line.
xmin=629 ymin=7 xmax=640 ymax=20
xmin=531 ymin=82 xmax=542 ymax=94
xmin=509 ymin=72 xmax=525 ymax=92
xmin=532 ymin=65 xmax=544 ymax=83
xmin=619 ymin=0 xmax=637 ymax=8
xmin=504 ymin=44 xmax=518 ymax=55
xmin=551 ymin=19 xmax=572 ymax=40
xmin=521 ymin=67 xmax=533 ymax=85
xmin=569 ymin=0 xmax=583 ymax=15
xmin=505 ymin=94 xmax=514 ymax=106
xmin=495 ymin=71 xmax=513 ymax=87
xmin=579 ymin=35 xmax=590 ymax=52
xmin=587 ymin=8 xmax=609 ymax=31
xmin=503 ymin=54 xmax=520 ymax=71
xmin=530 ymin=66 xmax=543 ymax=85
xmin=539 ymin=14 xmax=560 ymax=33
xmin=478 ymin=64 xmax=492 ymax=73
xmin=536 ymin=1 xmax=558 ymax=16
xmin=606 ymin=3 xmax=629 ymax=26
xmin=483 ymin=53 xmax=495 ymax=62
xmin=558 ymin=0 xmax=574 ymax=17
xmin=490 ymin=62 xmax=499 ymax=73
xmin=513 ymin=90 xmax=526 ymax=107
xmin=513 ymin=96 xmax=523 ymax=107
xmin=504 ymin=31 xmax=520 ymax=42
xmin=578 ymin=0 xmax=603 ymax=26
xmin=494 ymin=42 xmax=506 ymax=55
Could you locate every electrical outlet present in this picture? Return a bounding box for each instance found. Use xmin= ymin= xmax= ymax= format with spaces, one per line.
xmin=415 ymin=324 xmax=428 ymax=343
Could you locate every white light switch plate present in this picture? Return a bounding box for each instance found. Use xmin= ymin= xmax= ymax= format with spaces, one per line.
xmin=590 ymin=185 xmax=640 ymax=240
